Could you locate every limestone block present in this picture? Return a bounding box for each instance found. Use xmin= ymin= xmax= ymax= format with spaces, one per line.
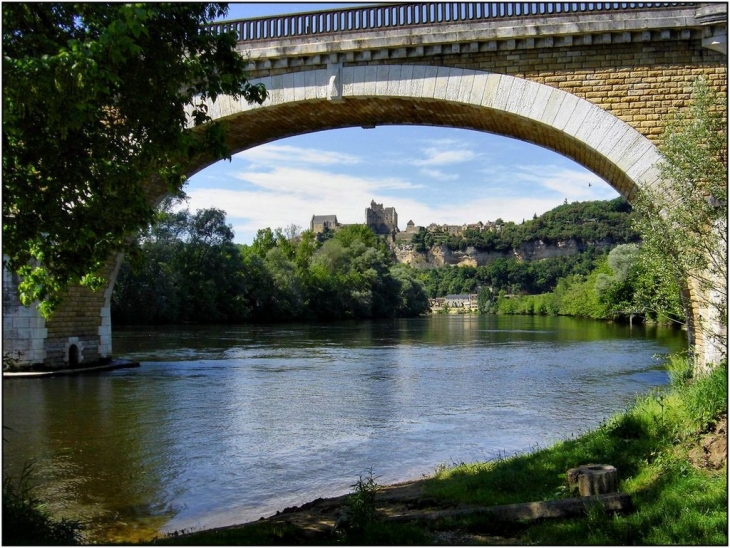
xmin=526 ymin=83 xmax=555 ymax=120
xmin=444 ymin=68 xmax=465 ymax=102
xmin=269 ymin=74 xmax=284 ymax=104
xmin=303 ymin=70 xmax=318 ymax=100
xmin=409 ymin=65 xmax=427 ymax=98
xmin=455 ymin=70 xmax=476 ymax=104
xmin=385 ymin=65 xmax=402 ymax=96
xmin=567 ymin=464 xmax=618 ymax=497
xmin=420 ymin=65 xmax=440 ymax=99
xmin=615 ymin=135 xmax=654 ymax=173
xmin=375 ymin=65 xmax=390 ymax=95
xmin=538 ymin=89 xmax=567 ymax=126
xmin=430 ymin=66 xmax=451 ymax=100
xmin=581 ymin=114 xmax=621 ymax=151
xmin=594 ymin=122 xmax=634 ymax=158
xmin=625 ymin=147 xmax=662 ymax=182
xmin=562 ymin=99 xmax=594 ymax=136
xmin=292 ymin=72 xmax=306 ymax=102
xmin=397 ymin=64 xmax=415 ymax=96
xmin=468 ymin=72 xmax=490 ymax=105
xmin=363 ymin=65 xmax=378 ymax=96
xmin=281 ymin=72 xmax=296 ymax=103
xmin=504 ymin=77 xmax=530 ymax=114
xmin=552 ymin=93 xmax=581 ymax=131
xmin=491 ymin=75 xmax=514 ymax=111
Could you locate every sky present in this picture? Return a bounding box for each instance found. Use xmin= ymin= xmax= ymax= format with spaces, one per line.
xmin=184 ymin=2 xmax=618 ymax=245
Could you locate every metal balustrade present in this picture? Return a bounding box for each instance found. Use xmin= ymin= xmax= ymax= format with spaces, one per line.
xmin=203 ymin=2 xmax=694 ymax=42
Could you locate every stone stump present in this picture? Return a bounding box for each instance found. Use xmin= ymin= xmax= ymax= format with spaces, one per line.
xmin=566 ymin=464 xmax=618 ymax=497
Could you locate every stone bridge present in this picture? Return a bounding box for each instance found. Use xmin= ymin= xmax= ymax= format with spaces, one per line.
xmin=3 ymin=2 xmax=727 ymax=372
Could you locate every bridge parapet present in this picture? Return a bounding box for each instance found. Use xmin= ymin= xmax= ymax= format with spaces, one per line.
xmin=202 ymin=3 xmax=725 ymax=71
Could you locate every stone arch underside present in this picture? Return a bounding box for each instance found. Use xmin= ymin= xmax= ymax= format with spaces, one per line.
xmin=177 ymin=65 xmax=664 ymax=205
xmin=22 ymin=64 xmax=721 ymax=370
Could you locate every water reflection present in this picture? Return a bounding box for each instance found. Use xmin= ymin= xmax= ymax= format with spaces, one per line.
xmin=3 ymin=316 xmax=685 ymax=542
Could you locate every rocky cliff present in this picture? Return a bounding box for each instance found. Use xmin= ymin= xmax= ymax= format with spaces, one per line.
xmin=393 ymin=238 xmax=614 ymax=269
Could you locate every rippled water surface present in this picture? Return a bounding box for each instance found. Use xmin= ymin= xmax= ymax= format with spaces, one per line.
xmin=2 ymin=315 xmax=686 ymax=541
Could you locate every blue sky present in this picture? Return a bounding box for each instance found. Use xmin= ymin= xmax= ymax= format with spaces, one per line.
xmin=185 ymin=2 xmax=618 ymax=244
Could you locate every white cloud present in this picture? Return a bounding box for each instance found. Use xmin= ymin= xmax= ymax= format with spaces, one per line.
xmin=513 ymin=165 xmax=616 ymax=201
xmin=419 ymin=168 xmax=459 ymax=181
xmin=235 ymin=144 xmax=362 ymax=166
xmin=412 ymin=147 xmax=476 ymax=166
xmin=185 ymin=165 xmax=422 ymax=243
xmin=184 ymin=130 xmax=621 ymax=244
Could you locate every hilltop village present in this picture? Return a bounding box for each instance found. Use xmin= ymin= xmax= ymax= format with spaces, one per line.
xmin=311 ymin=200 xmax=504 ymax=241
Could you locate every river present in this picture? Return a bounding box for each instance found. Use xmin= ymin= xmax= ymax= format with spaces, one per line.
xmin=2 ymin=315 xmax=686 ymax=542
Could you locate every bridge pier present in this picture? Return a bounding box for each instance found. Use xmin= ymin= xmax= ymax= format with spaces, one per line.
xmin=2 ymin=255 xmax=123 ymax=371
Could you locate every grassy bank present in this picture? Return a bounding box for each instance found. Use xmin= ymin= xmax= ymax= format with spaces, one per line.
xmin=153 ymin=355 xmax=727 ymax=545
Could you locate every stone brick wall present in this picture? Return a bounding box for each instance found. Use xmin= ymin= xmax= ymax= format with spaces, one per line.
xmin=247 ymin=38 xmax=727 ymax=147
xmin=390 ymin=40 xmax=727 ymax=145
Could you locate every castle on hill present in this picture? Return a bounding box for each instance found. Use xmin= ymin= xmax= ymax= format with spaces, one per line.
xmin=310 ymin=200 xmax=502 ymax=239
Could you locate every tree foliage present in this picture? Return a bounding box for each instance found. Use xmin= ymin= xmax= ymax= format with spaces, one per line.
xmin=112 ymin=210 xmax=431 ymax=325
xmin=408 ymin=198 xmax=639 ymax=254
xmin=3 ymin=3 xmax=266 ymax=316
xmin=632 ymin=78 xmax=728 ymax=363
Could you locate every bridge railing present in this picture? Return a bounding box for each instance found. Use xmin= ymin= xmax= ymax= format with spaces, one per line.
xmin=203 ymin=2 xmax=694 ymax=42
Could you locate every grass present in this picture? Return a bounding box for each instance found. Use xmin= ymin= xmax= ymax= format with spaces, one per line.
xmin=424 ymin=357 xmax=727 ymax=544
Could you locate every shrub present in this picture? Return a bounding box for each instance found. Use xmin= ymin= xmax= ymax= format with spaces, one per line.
xmin=2 ymin=463 xmax=83 ymax=545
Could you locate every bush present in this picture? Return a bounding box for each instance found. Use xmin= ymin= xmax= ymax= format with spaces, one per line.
xmin=2 ymin=463 xmax=83 ymax=545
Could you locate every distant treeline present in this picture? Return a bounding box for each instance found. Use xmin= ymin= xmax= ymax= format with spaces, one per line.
xmin=113 ymin=197 xmax=680 ymax=326
xmin=410 ymin=197 xmax=639 ymax=252
xmin=112 ymin=201 xmax=430 ymax=325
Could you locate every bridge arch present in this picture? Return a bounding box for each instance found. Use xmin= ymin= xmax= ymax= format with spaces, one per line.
xmin=3 ymin=65 xmax=721 ymax=371
xmin=180 ymin=65 xmax=662 ymax=203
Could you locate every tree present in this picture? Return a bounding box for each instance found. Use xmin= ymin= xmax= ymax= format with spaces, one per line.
xmin=632 ymin=78 xmax=727 ymax=368
xmin=3 ymin=3 xmax=266 ymax=316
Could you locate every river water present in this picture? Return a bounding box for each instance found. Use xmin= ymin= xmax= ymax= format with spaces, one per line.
xmin=2 ymin=315 xmax=686 ymax=542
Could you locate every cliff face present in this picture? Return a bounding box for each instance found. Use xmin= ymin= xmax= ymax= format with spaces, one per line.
xmin=393 ymin=238 xmax=614 ymax=268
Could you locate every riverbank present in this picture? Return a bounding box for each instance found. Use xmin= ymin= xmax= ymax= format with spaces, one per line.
xmin=153 ymin=359 xmax=727 ymax=546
